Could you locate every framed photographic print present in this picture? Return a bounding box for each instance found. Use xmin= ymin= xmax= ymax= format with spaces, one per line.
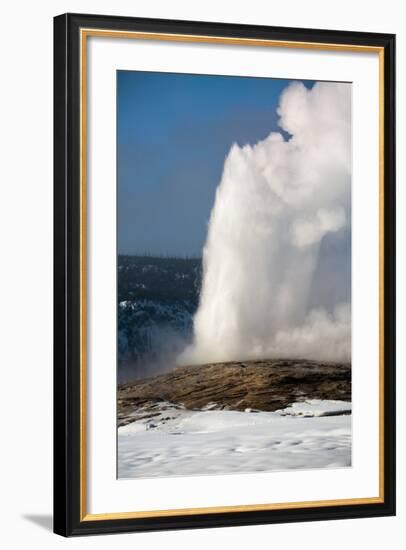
xmin=53 ymin=13 xmax=396 ymax=536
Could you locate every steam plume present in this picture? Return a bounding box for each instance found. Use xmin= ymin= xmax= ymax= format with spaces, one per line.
xmin=179 ymin=81 xmax=351 ymax=365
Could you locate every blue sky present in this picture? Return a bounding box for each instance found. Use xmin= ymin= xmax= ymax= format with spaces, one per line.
xmin=117 ymin=71 xmax=314 ymax=256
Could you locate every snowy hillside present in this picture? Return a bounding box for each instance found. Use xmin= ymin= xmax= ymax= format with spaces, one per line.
xmin=117 ymin=256 xmax=201 ymax=379
xmin=118 ymin=299 xmax=195 ymax=364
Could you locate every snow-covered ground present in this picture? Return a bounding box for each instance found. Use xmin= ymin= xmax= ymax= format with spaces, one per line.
xmin=118 ymin=400 xmax=351 ymax=478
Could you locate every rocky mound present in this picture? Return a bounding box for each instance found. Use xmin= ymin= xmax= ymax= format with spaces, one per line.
xmin=118 ymin=359 xmax=351 ymax=427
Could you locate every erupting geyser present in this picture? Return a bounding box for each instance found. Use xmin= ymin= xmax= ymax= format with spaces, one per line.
xmin=179 ymin=81 xmax=351 ymax=365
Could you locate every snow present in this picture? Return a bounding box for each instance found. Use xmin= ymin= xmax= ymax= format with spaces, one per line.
xmin=118 ymin=400 xmax=352 ymax=479
xmin=277 ymin=399 xmax=352 ymax=417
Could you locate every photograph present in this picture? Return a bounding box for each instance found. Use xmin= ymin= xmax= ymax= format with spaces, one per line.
xmin=116 ymin=71 xmax=352 ymax=479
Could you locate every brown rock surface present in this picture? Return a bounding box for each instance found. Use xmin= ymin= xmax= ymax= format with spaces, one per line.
xmin=118 ymin=359 xmax=351 ymax=427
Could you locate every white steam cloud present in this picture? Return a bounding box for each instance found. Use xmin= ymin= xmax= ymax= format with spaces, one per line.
xmin=179 ymin=81 xmax=351 ymax=365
